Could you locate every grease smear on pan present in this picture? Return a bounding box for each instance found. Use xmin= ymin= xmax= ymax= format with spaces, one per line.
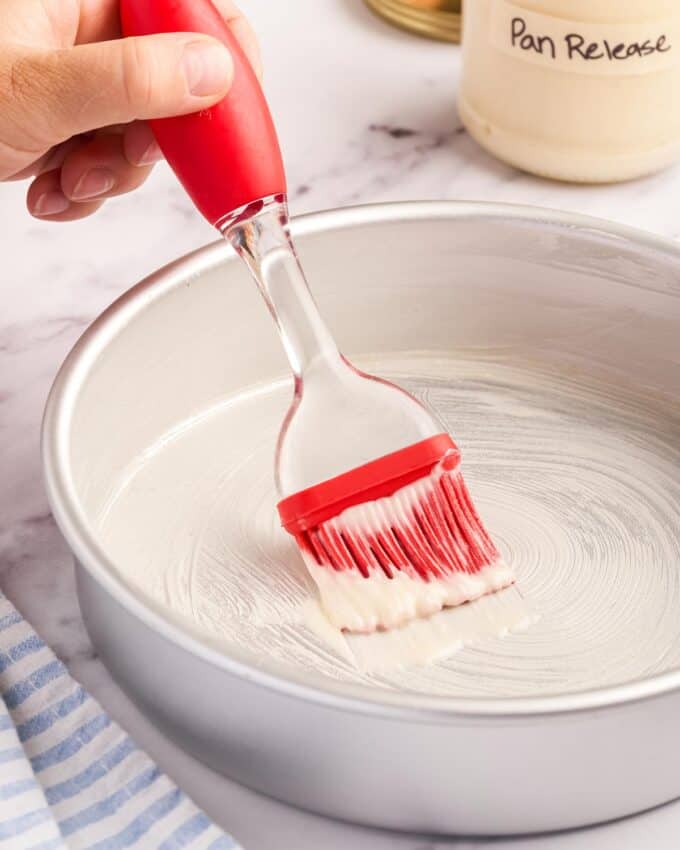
xmin=95 ymin=354 xmax=680 ymax=697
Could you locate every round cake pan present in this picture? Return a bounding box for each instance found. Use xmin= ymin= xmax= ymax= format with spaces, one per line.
xmin=42 ymin=202 xmax=680 ymax=836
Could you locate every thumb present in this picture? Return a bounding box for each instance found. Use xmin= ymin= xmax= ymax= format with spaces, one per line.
xmin=4 ymin=33 xmax=233 ymax=146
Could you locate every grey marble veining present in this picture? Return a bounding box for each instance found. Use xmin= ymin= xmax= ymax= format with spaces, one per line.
xmin=3 ymin=0 xmax=680 ymax=847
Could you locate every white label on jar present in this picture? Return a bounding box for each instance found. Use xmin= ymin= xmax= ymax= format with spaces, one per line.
xmin=490 ymin=0 xmax=680 ymax=75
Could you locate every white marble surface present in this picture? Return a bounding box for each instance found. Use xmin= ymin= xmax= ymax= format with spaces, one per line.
xmin=2 ymin=1 xmax=680 ymax=847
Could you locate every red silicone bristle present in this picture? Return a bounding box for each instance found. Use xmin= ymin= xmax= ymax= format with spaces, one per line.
xmin=279 ymin=436 xmax=512 ymax=632
xmin=296 ymin=465 xmax=501 ymax=580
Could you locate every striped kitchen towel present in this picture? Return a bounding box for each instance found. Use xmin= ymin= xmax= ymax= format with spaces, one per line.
xmin=0 ymin=593 xmax=240 ymax=849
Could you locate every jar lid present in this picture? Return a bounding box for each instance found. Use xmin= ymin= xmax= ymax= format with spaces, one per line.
xmin=365 ymin=0 xmax=461 ymax=43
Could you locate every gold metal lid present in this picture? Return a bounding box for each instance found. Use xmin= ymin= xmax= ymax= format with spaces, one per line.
xmin=365 ymin=0 xmax=461 ymax=43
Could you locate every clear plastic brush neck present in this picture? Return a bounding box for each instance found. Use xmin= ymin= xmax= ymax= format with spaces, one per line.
xmin=220 ymin=194 xmax=443 ymax=498
xmin=222 ymin=195 xmax=340 ymax=381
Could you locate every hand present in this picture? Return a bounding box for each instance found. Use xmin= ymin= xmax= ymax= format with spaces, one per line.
xmin=0 ymin=0 xmax=260 ymax=221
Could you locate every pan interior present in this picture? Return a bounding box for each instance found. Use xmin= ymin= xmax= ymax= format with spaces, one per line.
xmin=95 ymin=350 xmax=680 ymax=698
xmin=66 ymin=210 xmax=680 ymax=701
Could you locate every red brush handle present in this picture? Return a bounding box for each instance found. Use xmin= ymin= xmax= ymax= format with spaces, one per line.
xmin=120 ymin=0 xmax=286 ymax=227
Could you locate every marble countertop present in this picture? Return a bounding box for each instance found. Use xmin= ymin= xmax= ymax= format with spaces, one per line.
xmin=3 ymin=1 xmax=680 ymax=847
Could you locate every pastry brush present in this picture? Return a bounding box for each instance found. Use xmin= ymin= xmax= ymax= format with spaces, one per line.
xmin=121 ymin=0 xmax=514 ymax=633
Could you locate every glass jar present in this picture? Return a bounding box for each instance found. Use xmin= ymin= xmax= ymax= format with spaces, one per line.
xmin=365 ymin=0 xmax=462 ymax=43
xmin=459 ymin=0 xmax=680 ymax=182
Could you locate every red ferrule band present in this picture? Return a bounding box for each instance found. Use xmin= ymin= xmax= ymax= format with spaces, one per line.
xmin=277 ymin=433 xmax=459 ymax=535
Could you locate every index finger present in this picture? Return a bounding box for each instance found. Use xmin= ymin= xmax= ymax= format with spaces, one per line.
xmin=212 ymin=0 xmax=262 ymax=78
xmin=76 ymin=0 xmax=261 ymax=76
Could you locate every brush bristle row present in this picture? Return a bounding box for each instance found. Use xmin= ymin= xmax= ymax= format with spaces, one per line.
xmin=298 ymin=466 xmax=501 ymax=582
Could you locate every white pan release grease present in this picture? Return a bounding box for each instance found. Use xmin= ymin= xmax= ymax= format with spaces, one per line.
xmin=96 ymin=354 xmax=679 ymax=697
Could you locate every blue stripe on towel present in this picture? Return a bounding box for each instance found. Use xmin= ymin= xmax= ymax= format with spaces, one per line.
xmin=18 ymin=686 xmax=88 ymax=742
xmin=45 ymin=737 xmax=136 ymax=805
xmin=0 ymin=745 xmax=26 ymax=764
xmin=31 ymin=714 xmax=110 ymax=772
xmin=0 ymin=635 xmax=44 ymax=673
xmin=158 ymin=812 xmax=211 ymax=850
xmin=0 ymin=777 xmax=39 ymax=801
xmin=4 ymin=659 xmax=66 ymax=708
xmin=59 ymin=766 xmax=161 ymax=837
xmin=86 ymin=788 xmax=184 ymax=850
xmin=0 ymin=713 xmax=14 ymax=730
xmin=0 ymin=610 xmax=22 ymax=632
xmin=0 ymin=805 xmax=53 ymax=839
xmin=207 ymin=837 xmax=238 ymax=849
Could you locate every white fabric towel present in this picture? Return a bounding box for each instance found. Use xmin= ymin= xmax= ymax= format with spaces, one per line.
xmin=0 ymin=593 xmax=240 ymax=850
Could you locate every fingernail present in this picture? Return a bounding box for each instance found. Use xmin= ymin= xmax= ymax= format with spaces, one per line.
xmin=72 ymin=168 xmax=115 ymax=200
xmin=182 ymin=41 xmax=232 ymax=97
xmin=33 ymin=191 xmax=70 ymax=217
